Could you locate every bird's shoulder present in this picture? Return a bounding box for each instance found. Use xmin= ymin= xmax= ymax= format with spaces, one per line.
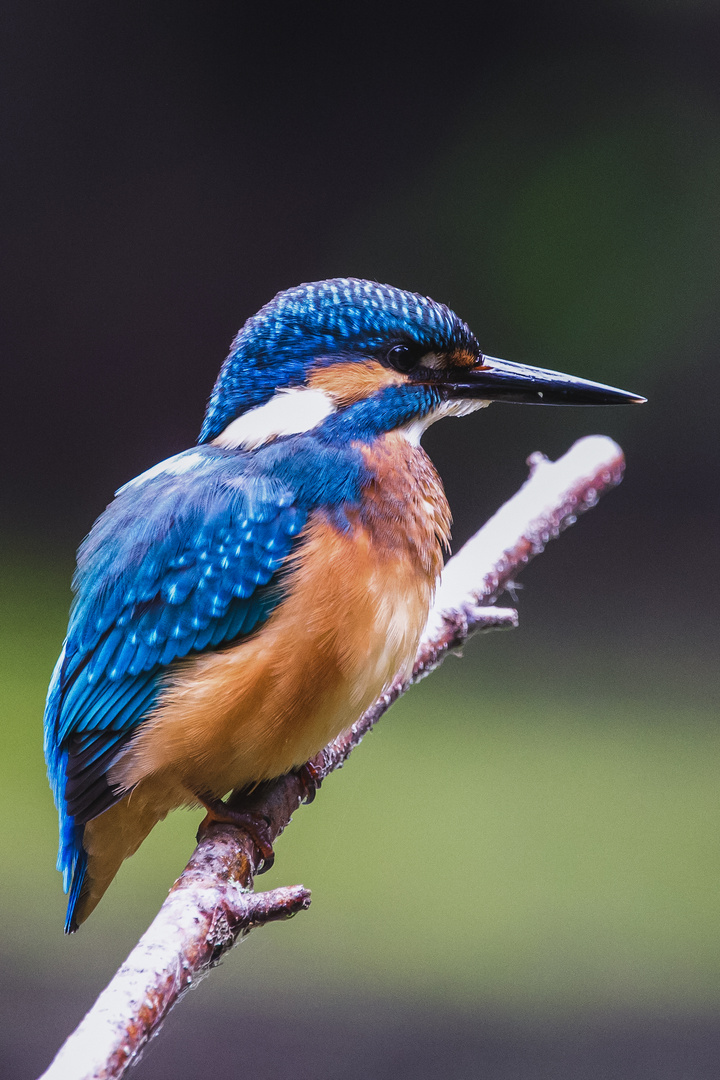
xmin=66 ymin=446 xmax=303 ymax=667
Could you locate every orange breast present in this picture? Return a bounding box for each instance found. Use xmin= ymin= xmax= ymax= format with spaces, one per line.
xmin=111 ymin=435 xmax=451 ymax=801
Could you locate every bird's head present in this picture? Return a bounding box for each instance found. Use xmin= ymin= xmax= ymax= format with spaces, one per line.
xmin=199 ymin=278 xmax=644 ymax=449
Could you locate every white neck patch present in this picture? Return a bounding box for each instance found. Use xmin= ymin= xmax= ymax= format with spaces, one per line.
xmin=213 ymin=387 xmax=337 ymax=450
xmin=399 ymin=398 xmax=490 ymax=447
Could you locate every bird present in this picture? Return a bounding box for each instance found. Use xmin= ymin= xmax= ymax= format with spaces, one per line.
xmin=44 ymin=278 xmax=644 ymax=932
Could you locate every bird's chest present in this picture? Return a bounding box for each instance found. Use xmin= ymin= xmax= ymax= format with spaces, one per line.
xmin=357 ymin=432 xmax=451 ymax=579
xmin=121 ymin=435 xmax=451 ymax=791
xmin=307 ymin=433 xmax=451 ymax=705
xmin=230 ymin=436 xmax=452 ymax=771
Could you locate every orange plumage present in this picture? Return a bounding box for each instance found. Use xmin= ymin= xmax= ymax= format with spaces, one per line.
xmin=74 ymin=436 xmax=450 ymax=925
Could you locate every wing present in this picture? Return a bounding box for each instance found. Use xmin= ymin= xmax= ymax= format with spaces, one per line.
xmin=44 ymin=446 xmax=306 ymax=901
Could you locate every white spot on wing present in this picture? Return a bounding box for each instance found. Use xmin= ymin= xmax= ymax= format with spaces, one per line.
xmin=213 ymin=387 xmax=337 ymax=450
xmin=118 ymin=451 xmax=206 ymax=493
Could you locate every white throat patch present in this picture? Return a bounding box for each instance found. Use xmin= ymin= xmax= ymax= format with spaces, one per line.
xmin=213 ymin=387 xmax=337 ymax=450
xmin=399 ymin=398 xmax=490 ymax=447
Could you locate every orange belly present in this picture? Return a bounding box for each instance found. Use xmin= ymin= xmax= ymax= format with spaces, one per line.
xmin=111 ymin=509 xmax=436 ymax=798
xmin=77 ymin=435 xmax=450 ymax=926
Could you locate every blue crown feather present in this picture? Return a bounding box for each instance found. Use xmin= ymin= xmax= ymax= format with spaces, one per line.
xmin=200 ymin=278 xmax=477 ymax=442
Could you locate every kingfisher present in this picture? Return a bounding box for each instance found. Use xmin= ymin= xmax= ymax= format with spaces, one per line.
xmin=44 ymin=278 xmax=644 ymax=932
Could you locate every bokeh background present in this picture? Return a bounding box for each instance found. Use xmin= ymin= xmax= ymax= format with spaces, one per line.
xmin=2 ymin=2 xmax=720 ymax=1077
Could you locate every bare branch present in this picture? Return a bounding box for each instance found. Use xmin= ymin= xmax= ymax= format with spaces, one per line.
xmin=39 ymin=435 xmax=625 ymax=1080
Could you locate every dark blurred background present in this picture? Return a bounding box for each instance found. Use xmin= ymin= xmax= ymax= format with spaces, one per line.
xmin=2 ymin=2 xmax=720 ymax=1077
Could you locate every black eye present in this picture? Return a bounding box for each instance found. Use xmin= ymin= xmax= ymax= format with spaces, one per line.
xmin=385 ymin=344 xmax=417 ymax=373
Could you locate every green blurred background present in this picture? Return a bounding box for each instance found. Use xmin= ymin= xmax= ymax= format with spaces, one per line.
xmin=2 ymin=2 xmax=720 ymax=1076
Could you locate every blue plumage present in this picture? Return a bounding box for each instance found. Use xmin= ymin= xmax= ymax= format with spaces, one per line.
xmin=44 ymin=437 xmax=370 ymax=929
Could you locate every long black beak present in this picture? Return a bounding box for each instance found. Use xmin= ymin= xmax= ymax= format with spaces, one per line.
xmin=443 ymin=355 xmax=646 ymax=406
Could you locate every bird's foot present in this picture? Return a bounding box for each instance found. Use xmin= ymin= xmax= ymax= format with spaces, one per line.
xmin=296 ymin=759 xmax=324 ymax=805
xmin=196 ymin=793 xmax=275 ymax=873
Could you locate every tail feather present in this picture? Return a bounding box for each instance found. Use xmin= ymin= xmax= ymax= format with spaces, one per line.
xmin=63 ymin=779 xmax=180 ymax=930
xmin=64 ymin=847 xmax=88 ymax=934
xmin=45 ymin=644 xmax=178 ymax=931
xmin=44 ymin=644 xmax=88 ymax=920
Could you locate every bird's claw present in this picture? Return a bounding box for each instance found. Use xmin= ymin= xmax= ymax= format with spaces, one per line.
xmin=196 ymin=796 xmax=275 ymax=873
xmin=296 ymin=759 xmax=323 ymax=804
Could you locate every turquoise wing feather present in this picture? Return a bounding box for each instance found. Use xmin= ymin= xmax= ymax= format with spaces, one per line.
xmin=43 ymin=446 xmax=307 ymax=927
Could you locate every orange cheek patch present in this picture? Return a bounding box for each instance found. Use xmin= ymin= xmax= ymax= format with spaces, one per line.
xmin=308 ymin=359 xmax=405 ymax=407
xmin=446 ymin=348 xmax=480 ymax=368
